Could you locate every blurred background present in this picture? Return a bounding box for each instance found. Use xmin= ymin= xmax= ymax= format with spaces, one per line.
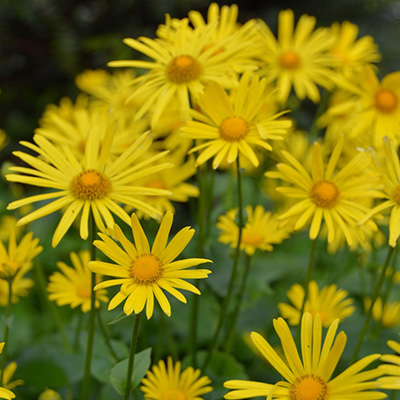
xmin=1 ymin=0 xmax=399 ymax=147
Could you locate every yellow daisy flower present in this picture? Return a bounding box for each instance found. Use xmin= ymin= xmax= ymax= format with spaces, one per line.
xmin=266 ymin=137 xmax=381 ymax=247
xmin=0 ymin=265 xmax=34 ymax=307
xmin=6 ymin=129 xmax=171 ymax=247
xmin=378 ymin=340 xmax=400 ymax=389
xmin=38 ymin=388 xmax=62 ymax=400
xmin=224 ymin=312 xmax=386 ymax=400
xmin=0 ymin=344 xmax=14 ymax=399
xmin=141 ymin=356 xmax=213 ymax=400
xmin=108 ymin=14 xmax=255 ymax=127
xmin=1 ymin=361 xmax=23 ymax=391
xmin=257 ymin=9 xmax=334 ymax=104
xmin=278 ymin=281 xmax=355 ymax=327
xmin=89 ymin=211 xmax=212 ymax=319
xmin=181 ymin=72 xmax=291 ymax=169
xmin=0 ymin=129 xmax=8 ymax=152
xmin=47 ymin=251 xmax=108 ymax=313
xmin=217 ymin=205 xmax=291 ymax=256
xmin=364 ymin=297 xmax=400 ymax=329
xmin=0 ymin=216 xmax=23 ymax=242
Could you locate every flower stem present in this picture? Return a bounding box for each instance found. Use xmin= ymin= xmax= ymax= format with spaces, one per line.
xmin=224 ymin=254 xmax=252 ymax=354
xmin=296 ymin=239 xmax=317 ymax=344
xmin=97 ymin=309 xmax=119 ymax=361
xmin=351 ymin=245 xmax=395 ymax=363
xmin=74 ymin=312 xmax=83 ymax=351
xmin=124 ymin=313 xmax=142 ymax=400
xmin=81 ymin=216 xmax=97 ymax=400
xmin=202 ymin=158 xmax=244 ymax=370
xmin=0 ymin=280 xmax=13 ymax=385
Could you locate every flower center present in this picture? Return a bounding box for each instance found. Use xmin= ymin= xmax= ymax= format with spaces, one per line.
xmin=166 ymin=55 xmax=202 ymax=84
xmin=70 ymin=170 xmax=111 ymax=200
xmin=129 ymin=254 xmax=163 ymax=284
xmin=310 ymin=180 xmax=340 ymax=208
xmin=279 ymin=50 xmax=301 ymax=69
xmin=290 ymin=375 xmax=328 ymax=400
xmin=374 ymin=88 xmax=398 ymax=113
xmin=242 ymin=230 xmax=264 ymax=245
xmin=163 ymin=390 xmax=186 ymax=400
xmin=219 ymin=117 xmax=249 ymax=142
xmin=392 ymin=185 xmax=400 ymax=205
xmin=147 ymin=180 xmax=165 ymax=190
xmin=76 ymin=281 xmax=91 ymax=299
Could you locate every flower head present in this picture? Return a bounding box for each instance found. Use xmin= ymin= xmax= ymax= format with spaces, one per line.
xmin=224 ymin=313 xmax=385 ymax=400
xmin=89 ymin=211 xmax=212 ymax=319
xmin=378 ymin=340 xmax=400 ymax=389
xmin=1 ymin=361 xmax=24 ymax=391
xmin=141 ymin=356 xmax=213 ymax=400
xmin=0 ymin=343 xmax=15 ymax=399
xmin=365 ymin=297 xmax=400 ymax=329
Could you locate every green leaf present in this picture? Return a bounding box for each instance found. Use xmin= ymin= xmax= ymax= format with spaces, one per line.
xmin=110 ymin=348 xmax=152 ymax=395
xmin=107 ymin=312 xmax=130 ymax=326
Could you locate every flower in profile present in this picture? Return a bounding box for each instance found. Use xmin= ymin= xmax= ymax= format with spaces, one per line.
xmin=278 ymin=281 xmax=355 ymax=327
xmin=257 ymin=9 xmax=334 ymax=104
xmin=224 ymin=313 xmax=385 ymax=399
xmin=378 ymin=340 xmax=400 ymax=389
xmin=141 ymin=356 xmax=213 ymax=400
xmin=6 ymin=128 xmax=171 ymax=247
xmin=0 ymin=129 xmax=8 ymax=152
xmin=217 ymin=205 xmax=291 ymax=256
xmin=38 ymin=388 xmax=62 ymax=400
xmin=47 ymin=251 xmax=108 ymax=313
xmin=181 ymin=73 xmax=291 ymax=169
xmin=0 ymin=231 xmax=42 ymax=280
xmin=0 ymin=267 xmax=34 ymax=307
xmin=0 ymin=344 xmax=15 ymax=399
xmin=364 ymin=297 xmax=400 ymax=329
xmin=89 ymin=211 xmax=212 ymax=319
xmin=266 ymin=137 xmax=381 ymax=247
xmin=1 ymin=361 xmax=24 ymax=391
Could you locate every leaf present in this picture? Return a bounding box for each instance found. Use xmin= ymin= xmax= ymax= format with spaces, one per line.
xmin=107 ymin=311 xmax=130 ymax=326
xmin=110 ymin=347 xmax=152 ymax=395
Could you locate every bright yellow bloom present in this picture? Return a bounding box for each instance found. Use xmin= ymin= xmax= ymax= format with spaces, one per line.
xmin=217 ymin=205 xmax=291 ymax=256
xmin=0 ymin=231 xmax=42 ymax=280
xmin=278 ymin=281 xmax=355 ymax=327
xmin=0 ymin=130 xmax=8 ymax=152
xmin=257 ymin=9 xmax=334 ymax=104
xmin=47 ymin=251 xmax=108 ymax=313
xmin=224 ymin=313 xmax=386 ymax=400
xmin=378 ymin=340 xmax=400 ymax=389
xmin=0 ymin=266 xmax=34 ymax=307
xmin=1 ymin=362 xmax=23 ymax=391
xmin=266 ymin=137 xmax=381 ymax=247
xmin=89 ymin=211 xmax=212 ymax=319
xmin=0 ymin=344 xmax=15 ymax=399
xmin=364 ymin=297 xmax=400 ymax=329
xmin=0 ymin=216 xmax=23 ymax=242
xmin=181 ymin=73 xmax=291 ymax=169
xmin=141 ymin=356 xmax=213 ymax=400
xmin=6 ymin=129 xmax=171 ymax=247
xmin=38 ymin=388 xmax=62 ymax=400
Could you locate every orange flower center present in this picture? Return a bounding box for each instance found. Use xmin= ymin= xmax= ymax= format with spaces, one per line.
xmin=392 ymin=185 xmax=400 ymax=205
xmin=279 ymin=50 xmax=301 ymax=69
xmin=219 ymin=117 xmax=249 ymax=142
xmin=130 ymin=254 xmax=163 ymax=284
xmin=374 ymin=88 xmax=398 ymax=113
xmin=147 ymin=180 xmax=166 ymax=190
xmin=163 ymin=390 xmax=186 ymax=400
xmin=290 ymin=375 xmax=328 ymax=400
xmin=310 ymin=180 xmax=340 ymax=208
xmin=242 ymin=230 xmax=264 ymax=245
xmin=76 ymin=281 xmax=91 ymax=299
xmin=71 ymin=170 xmax=111 ymax=200
xmin=166 ymin=55 xmax=202 ymax=84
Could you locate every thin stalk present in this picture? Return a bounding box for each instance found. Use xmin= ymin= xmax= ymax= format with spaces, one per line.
xmin=81 ymin=217 xmax=98 ymax=400
xmin=296 ymin=239 xmax=317 ymax=344
xmin=73 ymin=312 xmax=83 ymax=351
xmin=0 ymin=280 xmax=13 ymax=385
xmin=224 ymin=254 xmax=253 ymax=354
xmin=351 ymin=245 xmax=395 ymax=363
xmin=97 ymin=309 xmax=119 ymax=361
xmin=124 ymin=313 xmax=142 ymax=400
xmin=202 ymin=158 xmax=244 ymax=370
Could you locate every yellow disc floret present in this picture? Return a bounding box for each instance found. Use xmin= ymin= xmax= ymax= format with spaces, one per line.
xmin=392 ymin=185 xmax=400 ymax=205
xmin=241 ymin=230 xmax=264 ymax=246
xmin=279 ymin=50 xmax=301 ymax=69
xmin=71 ymin=170 xmax=111 ymax=200
xmin=76 ymin=281 xmax=91 ymax=299
xmin=310 ymin=180 xmax=340 ymax=208
xmin=374 ymin=88 xmax=398 ymax=113
xmin=162 ymin=390 xmax=186 ymax=400
xmin=219 ymin=117 xmax=249 ymax=142
xmin=290 ymin=375 xmax=328 ymax=400
xmin=166 ymin=55 xmax=202 ymax=84
xmin=130 ymin=254 xmax=163 ymax=284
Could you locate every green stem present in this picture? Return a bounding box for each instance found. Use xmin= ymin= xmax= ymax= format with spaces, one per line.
xmin=202 ymin=158 xmax=244 ymax=370
xmin=81 ymin=217 xmax=97 ymax=400
xmin=0 ymin=280 xmax=13 ymax=385
xmin=296 ymin=239 xmax=317 ymax=344
xmin=73 ymin=312 xmax=83 ymax=351
xmin=97 ymin=309 xmax=119 ymax=361
xmin=351 ymin=245 xmax=395 ymax=363
xmin=124 ymin=313 xmax=142 ymax=400
xmin=224 ymin=254 xmax=252 ymax=354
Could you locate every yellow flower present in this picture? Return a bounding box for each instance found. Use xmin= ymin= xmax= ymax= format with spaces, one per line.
xmin=47 ymin=251 xmax=108 ymax=313
xmin=0 ymin=231 xmax=42 ymax=280
xmin=0 ymin=129 xmax=8 ymax=152
xmin=266 ymin=137 xmax=381 ymax=247
xmin=378 ymin=340 xmax=400 ymax=389
xmin=0 ymin=266 xmax=34 ymax=307
xmin=38 ymin=388 xmax=62 ymax=400
xmin=217 ymin=205 xmax=291 ymax=256
xmin=89 ymin=211 xmax=212 ymax=319
xmin=224 ymin=313 xmax=385 ymax=399
xmin=278 ymin=281 xmax=355 ymax=327
xmin=181 ymin=73 xmax=291 ymax=169
xmin=257 ymin=9 xmax=334 ymax=104
xmin=0 ymin=344 xmax=15 ymax=399
xmin=0 ymin=216 xmax=23 ymax=242
xmin=364 ymin=297 xmax=400 ymax=329
xmin=1 ymin=362 xmax=24 ymax=391
xmin=6 ymin=129 xmax=171 ymax=247
xmin=141 ymin=356 xmax=213 ymax=400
